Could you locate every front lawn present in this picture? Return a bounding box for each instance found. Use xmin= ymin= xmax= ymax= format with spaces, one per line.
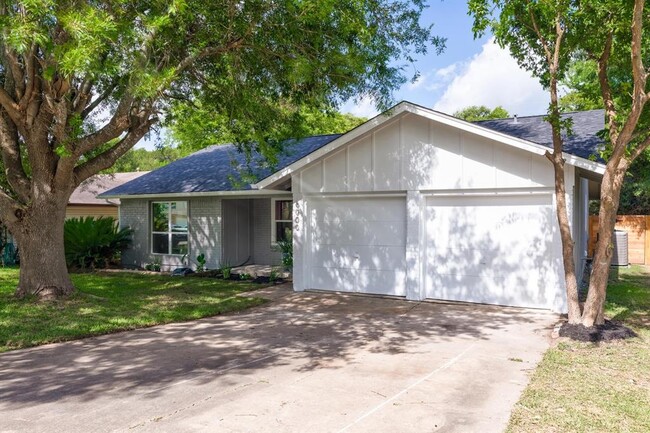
xmin=0 ymin=268 xmax=266 ymax=353
xmin=507 ymin=265 xmax=650 ymax=433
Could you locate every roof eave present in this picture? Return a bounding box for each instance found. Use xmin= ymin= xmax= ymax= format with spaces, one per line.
xmin=100 ymin=189 xmax=293 ymax=200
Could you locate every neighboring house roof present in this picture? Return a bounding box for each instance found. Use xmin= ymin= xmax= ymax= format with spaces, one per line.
xmin=475 ymin=109 xmax=605 ymax=160
xmin=103 ymin=102 xmax=607 ymax=198
xmin=70 ymin=172 xmax=149 ymax=205
xmin=100 ymin=135 xmax=341 ymax=197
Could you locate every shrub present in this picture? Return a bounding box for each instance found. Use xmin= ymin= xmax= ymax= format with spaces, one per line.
xmin=275 ymin=237 xmax=293 ymax=270
xmin=64 ymin=217 xmax=133 ymax=270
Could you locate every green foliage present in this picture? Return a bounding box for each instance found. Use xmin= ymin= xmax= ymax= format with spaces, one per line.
xmin=64 ymin=217 xmax=133 ymax=270
xmin=105 ymin=147 xmax=182 ymax=173
xmin=196 ymin=253 xmax=206 ymax=272
xmin=559 ymin=59 xmax=603 ymax=112
xmin=453 ymin=105 xmax=510 ymax=121
xmin=144 ymin=258 xmax=162 ymax=272
xmin=167 ymin=102 xmax=367 ymax=156
xmin=219 ymin=262 xmax=232 ymax=280
xmin=0 ymin=268 xmax=263 ymax=352
xmin=274 ymin=237 xmax=293 ymax=270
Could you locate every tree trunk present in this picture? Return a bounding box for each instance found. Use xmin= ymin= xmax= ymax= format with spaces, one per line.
xmin=552 ymin=158 xmax=582 ymax=323
xmin=12 ymin=197 xmax=75 ymax=300
xmin=582 ymin=165 xmax=627 ymax=327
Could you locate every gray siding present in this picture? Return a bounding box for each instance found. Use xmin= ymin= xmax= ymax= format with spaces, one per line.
xmin=251 ymin=198 xmax=282 ymax=266
xmin=120 ymin=199 xmax=151 ymax=268
xmin=120 ymin=197 xmax=222 ymax=271
xmin=189 ymin=197 xmax=222 ymax=269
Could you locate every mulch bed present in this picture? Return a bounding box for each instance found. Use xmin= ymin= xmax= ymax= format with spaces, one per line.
xmin=559 ymin=320 xmax=638 ymax=342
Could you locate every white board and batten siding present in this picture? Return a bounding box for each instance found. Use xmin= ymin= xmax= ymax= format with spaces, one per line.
xmin=292 ymin=112 xmax=574 ymax=312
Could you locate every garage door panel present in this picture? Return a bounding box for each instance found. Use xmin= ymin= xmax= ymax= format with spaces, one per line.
xmin=314 ymin=199 xmax=406 ymax=223
xmin=312 ymin=245 xmax=406 ymax=271
xmin=311 ymin=221 xmax=405 ymax=246
xmin=310 ymin=267 xmax=356 ymax=292
xmin=308 ymin=197 xmax=406 ymax=297
xmin=357 ymin=269 xmax=406 ymax=296
xmin=425 ymin=194 xmax=560 ymax=309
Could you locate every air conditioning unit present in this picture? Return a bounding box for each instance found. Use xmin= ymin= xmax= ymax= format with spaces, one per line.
xmin=611 ymin=230 xmax=629 ymax=266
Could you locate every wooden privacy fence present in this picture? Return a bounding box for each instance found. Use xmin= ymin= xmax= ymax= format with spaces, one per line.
xmin=588 ymin=215 xmax=650 ymax=265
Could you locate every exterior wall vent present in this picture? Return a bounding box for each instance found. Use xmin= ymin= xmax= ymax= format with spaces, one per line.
xmin=611 ymin=230 xmax=629 ymax=266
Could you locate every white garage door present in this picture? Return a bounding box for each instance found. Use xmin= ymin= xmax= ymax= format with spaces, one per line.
xmin=424 ymin=194 xmax=561 ymax=309
xmin=308 ymin=197 xmax=406 ymax=296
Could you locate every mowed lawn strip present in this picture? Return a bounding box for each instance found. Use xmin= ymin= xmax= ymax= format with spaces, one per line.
xmin=507 ymin=265 xmax=650 ymax=433
xmin=0 ymin=268 xmax=266 ymax=353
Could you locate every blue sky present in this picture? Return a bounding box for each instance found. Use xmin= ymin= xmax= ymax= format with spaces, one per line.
xmin=138 ymin=1 xmax=549 ymax=150
xmin=341 ymin=1 xmax=549 ymax=119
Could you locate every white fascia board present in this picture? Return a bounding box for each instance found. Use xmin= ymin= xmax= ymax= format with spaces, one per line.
xmin=252 ymin=101 xmax=606 ymax=189
xmin=403 ymin=104 xmax=606 ymax=175
xmin=100 ymin=189 xmax=292 ymax=200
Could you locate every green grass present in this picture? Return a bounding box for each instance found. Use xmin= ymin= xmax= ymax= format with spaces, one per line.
xmin=0 ymin=268 xmax=266 ymax=353
xmin=507 ymin=265 xmax=650 ymax=433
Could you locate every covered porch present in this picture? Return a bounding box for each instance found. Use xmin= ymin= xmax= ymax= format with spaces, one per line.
xmin=220 ymin=196 xmax=292 ymax=269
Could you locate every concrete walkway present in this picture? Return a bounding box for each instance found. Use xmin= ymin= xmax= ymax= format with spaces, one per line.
xmin=0 ymin=285 xmax=557 ymax=433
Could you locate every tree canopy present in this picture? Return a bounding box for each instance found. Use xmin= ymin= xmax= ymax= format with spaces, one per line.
xmin=453 ymin=105 xmax=509 ymax=121
xmin=0 ymin=0 xmax=442 ymax=298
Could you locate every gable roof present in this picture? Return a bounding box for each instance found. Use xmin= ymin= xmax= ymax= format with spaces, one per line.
xmin=103 ymin=101 xmax=607 ymax=198
xmin=101 ymin=134 xmax=341 ymax=197
xmin=475 ymin=109 xmax=605 ymax=160
xmin=253 ymin=102 xmax=606 ymax=189
xmin=70 ymin=172 xmax=148 ymax=205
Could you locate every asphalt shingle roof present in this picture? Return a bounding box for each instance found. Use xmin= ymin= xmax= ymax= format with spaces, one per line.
xmin=102 ymin=134 xmax=341 ymax=196
xmin=475 ymin=109 xmax=605 ymax=160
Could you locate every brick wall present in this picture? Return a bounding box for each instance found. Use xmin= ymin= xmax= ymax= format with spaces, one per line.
xmin=189 ymin=197 xmax=222 ymax=269
xmin=119 ymin=197 xmax=223 ymax=271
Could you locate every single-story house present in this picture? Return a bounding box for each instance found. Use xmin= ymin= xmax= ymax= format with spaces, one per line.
xmin=67 ymin=171 xmax=148 ymax=220
xmin=101 ymin=102 xmax=606 ymax=313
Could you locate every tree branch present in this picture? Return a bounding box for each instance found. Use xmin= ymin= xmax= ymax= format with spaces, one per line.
xmin=0 ymin=111 xmax=31 ymax=202
xmin=80 ymin=81 xmax=118 ymax=119
xmin=73 ymin=116 xmax=158 ymax=185
xmin=74 ymin=92 xmax=135 ymax=155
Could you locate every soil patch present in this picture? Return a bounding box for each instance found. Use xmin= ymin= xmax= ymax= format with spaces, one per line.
xmin=559 ymin=320 xmax=638 ymax=342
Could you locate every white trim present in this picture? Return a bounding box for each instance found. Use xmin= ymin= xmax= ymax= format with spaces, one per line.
xmin=420 ymin=187 xmax=555 ymax=197
xmin=252 ymin=102 xmax=606 ymax=189
xmin=304 ymin=192 xmax=407 ymax=199
xmin=151 ymin=200 xmax=189 ymax=256
xmin=102 ymin=190 xmax=292 ymax=200
xmin=271 ymin=198 xmax=293 ymax=245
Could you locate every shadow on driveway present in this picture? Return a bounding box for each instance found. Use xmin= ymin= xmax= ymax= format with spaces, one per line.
xmin=0 ymin=285 xmax=554 ymax=408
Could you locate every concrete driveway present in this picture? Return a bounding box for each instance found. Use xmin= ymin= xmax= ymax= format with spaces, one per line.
xmin=0 ymin=285 xmax=557 ymax=433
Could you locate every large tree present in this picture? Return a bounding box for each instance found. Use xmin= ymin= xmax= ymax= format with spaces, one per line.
xmin=0 ymin=0 xmax=440 ymax=299
xmin=470 ymin=0 xmax=650 ymax=326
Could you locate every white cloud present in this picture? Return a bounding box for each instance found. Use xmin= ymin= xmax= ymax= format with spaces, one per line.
xmin=341 ymin=95 xmax=380 ymax=119
xmin=435 ymin=64 xmax=457 ymax=79
xmin=433 ymin=39 xmax=549 ymax=116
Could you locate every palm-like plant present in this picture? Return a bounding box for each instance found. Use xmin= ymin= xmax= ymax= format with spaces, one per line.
xmin=64 ymin=217 xmax=133 ymax=270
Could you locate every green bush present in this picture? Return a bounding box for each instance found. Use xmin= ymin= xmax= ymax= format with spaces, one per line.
xmin=275 ymin=237 xmax=293 ymax=270
xmin=64 ymin=217 xmax=133 ymax=270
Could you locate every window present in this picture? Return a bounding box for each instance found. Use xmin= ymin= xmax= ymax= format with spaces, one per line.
xmin=272 ymin=199 xmax=292 ymax=243
xmin=152 ymin=201 xmax=188 ymax=255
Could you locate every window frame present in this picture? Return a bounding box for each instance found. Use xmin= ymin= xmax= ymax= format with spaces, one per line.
xmin=151 ymin=201 xmax=189 ymax=256
xmin=271 ymin=198 xmax=293 ymax=245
